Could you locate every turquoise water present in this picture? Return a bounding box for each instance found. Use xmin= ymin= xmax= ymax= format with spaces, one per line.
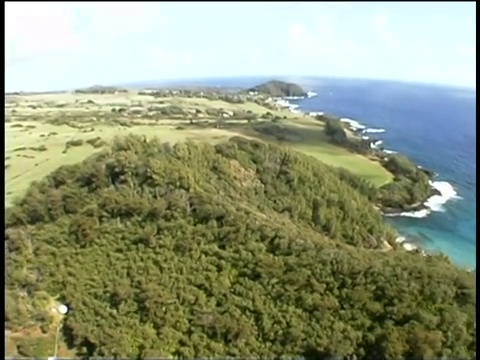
xmin=134 ymin=76 xmax=476 ymax=269
xmin=293 ymin=79 xmax=476 ymax=269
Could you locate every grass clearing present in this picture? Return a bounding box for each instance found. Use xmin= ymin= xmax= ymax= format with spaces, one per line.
xmin=294 ymin=144 xmax=393 ymax=187
xmin=6 ymin=122 xmax=242 ymax=203
xmin=5 ymin=91 xmax=393 ymax=203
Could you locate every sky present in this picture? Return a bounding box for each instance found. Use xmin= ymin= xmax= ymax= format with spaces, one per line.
xmin=5 ymin=1 xmax=476 ymax=92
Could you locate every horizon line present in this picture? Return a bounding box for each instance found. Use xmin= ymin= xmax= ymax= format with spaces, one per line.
xmin=5 ymin=75 xmax=476 ymax=94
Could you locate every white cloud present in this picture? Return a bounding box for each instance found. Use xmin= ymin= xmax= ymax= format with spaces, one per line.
xmin=244 ymin=45 xmax=262 ymax=57
xmin=286 ymin=23 xmax=314 ymax=62
xmin=5 ymin=2 xmax=80 ymax=67
xmin=371 ymin=13 xmax=388 ymax=33
xmin=370 ymin=13 xmax=402 ymax=54
xmin=6 ymin=2 xmax=475 ymax=90
xmin=5 ymin=2 xmax=167 ymax=68
xmin=143 ymin=46 xmax=170 ymax=63
xmin=286 ymin=16 xmax=334 ymax=58
xmin=458 ymin=44 xmax=476 ymax=59
xmin=285 ymin=13 xmax=367 ymax=68
xmin=78 ymin=2 xmax=164 ymax=39
xmin=288 ymin=23 xmax=309 ymax=43
xmin=181 ymin=51 xmax=195 ymax=66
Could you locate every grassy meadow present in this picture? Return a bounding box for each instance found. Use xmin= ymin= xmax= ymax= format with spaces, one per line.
xmin=5 ymin=91 xmax=392 ymax=204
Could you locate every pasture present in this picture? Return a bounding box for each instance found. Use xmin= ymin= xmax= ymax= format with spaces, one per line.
xmin=5 ymin=91 xmax=392 ymax=203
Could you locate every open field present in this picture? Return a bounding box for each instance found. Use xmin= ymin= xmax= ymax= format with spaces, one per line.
xmin=5 ymin=91 xmax=392 ymax=203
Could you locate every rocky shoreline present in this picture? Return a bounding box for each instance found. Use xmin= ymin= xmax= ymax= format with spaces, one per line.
xmin=271 ymin=93 xmax=466 ymax=268
xmin=380 ymin=185 xmax=442 ymax=215
xmin=273 ymin=96 xmax=444 ymax=217
xmin=348 ymin=127 xmax=442 ymax=216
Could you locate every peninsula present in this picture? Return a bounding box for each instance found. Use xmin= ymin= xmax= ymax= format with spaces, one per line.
xmin=317 ymin=113 xmax=439 ymax=214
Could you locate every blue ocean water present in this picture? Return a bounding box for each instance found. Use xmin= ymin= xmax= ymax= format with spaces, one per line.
xmin=289 ymin=78 xmax=476 ymax=269
xmin=137 ymin=76 xmax=476 ymax=269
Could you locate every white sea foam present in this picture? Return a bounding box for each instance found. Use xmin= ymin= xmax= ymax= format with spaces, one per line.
xmin=370 ymin=140 xmax=383 ymax=149
xmin=309 ymin=111 xmax=324 ymax=117
xmin=363 ymin=128 xmax=386 ymax=134
xmin=395 ymin=236 xmax=406 ymax=243
xmin=385 ymin=209 xmax=430 ymax=218
xmin=292 ymin=102 xmax=460 ymax=224
xmin=424 ymin=180 xmax=461 ymax=212
xmin=385 ymin=180 xmax=460 ymax=218
xmin=394 ymin=236 xmax=418 ymax=251
xmin=284 ymin=96 xmax=305 ymax=100
xmin=383 ymin=149 xmax=398 ymax=154
xmin=275 ymin=99 xmax=291 ymax=108
xmin=275 ymin=99 xmax=304 ymax=115
xmin=402 ymin=242 xmax=418 ymax=251
xmin=395 ymin=236 xmax=424 ymax=252
xmin=284 ymin=91 xmax=317 ymax=100
xmin=340 ymin=118 xmax=366 ymax=130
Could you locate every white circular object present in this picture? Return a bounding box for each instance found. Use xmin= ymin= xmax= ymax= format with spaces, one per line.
xmin=58 ymin=304 xmax=68 ymax=314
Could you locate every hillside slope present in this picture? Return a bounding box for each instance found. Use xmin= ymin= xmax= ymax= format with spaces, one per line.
xmin=6 ymin=135 xmax=476 ymax=359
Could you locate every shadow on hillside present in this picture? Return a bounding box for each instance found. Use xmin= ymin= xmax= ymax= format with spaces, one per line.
xmin=301 ymin=345 xmax=336 ymax=360
xmin=227 ymin=122 xmax=352 ymax=156
xmin=177 ymin=119 xmax=356 ymax=157
xmin=59 ymin=318 xmax=338 ymax=359
xmin=61 ymin=324 xmax=92 ymax=358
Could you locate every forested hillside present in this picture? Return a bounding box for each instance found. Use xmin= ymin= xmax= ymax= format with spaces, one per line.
xmin=248 ymin=80 xmax=307 ymax=97
xmin=6 ymin=135 xmax=476 ymax=359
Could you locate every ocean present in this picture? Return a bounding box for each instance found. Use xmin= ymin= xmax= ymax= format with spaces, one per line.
xmin=134 ymin=76 xmax=476 ymax=269
xmin=287 ymin=78 xmax=476 ymax=270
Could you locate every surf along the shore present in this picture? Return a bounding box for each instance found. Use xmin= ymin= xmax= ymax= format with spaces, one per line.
xmin=274 ymin=93 xmax=461 ymax=254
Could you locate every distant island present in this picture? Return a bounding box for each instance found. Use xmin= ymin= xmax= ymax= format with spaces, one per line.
xmin=5 ymin=80 xmax=475 ymax=359
xmin=247 ymin=80 xmax=307 ymax=97
xmin=74 ymin=85 xmax=128 ymax=94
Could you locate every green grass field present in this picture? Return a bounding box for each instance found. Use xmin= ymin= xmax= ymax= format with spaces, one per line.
xmin=294 ymin=144 xmax=391 ymax=186
xmin=5 ymin=91 xmax=392 ymax=203
xmin=279 ymin=117 xmax=392 ymax=186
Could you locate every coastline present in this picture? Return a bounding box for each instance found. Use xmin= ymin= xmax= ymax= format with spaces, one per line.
xmin=273 ymin=94 xmax=460 ymax=217
xmin=273 ymin=94 xmax=462 ymax=257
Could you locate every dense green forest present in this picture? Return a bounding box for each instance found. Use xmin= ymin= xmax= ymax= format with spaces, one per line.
xmin=6 ymin=135 xmax=476 ymax=359
xmin=377 ymin=155 xmax=433 ymax=209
